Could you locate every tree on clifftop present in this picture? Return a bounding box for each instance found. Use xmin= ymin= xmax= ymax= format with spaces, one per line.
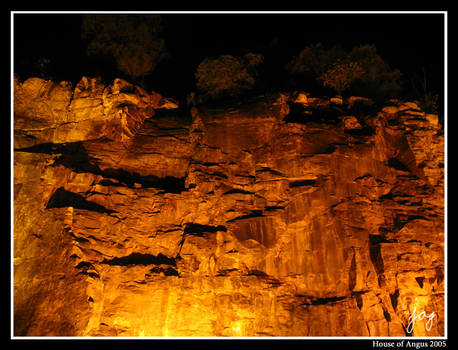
xmin=81 ymin=15 xmax=167 ymax=83
xmin=287 ymin=43 xmax=402 ymax=101
xmin=194 ymin=53 xmax=264 ymax=102
xmin=317 ymin=60 xmax=365 ymax=97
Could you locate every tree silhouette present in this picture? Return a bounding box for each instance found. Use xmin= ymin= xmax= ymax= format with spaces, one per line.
xmin=81 ymin=15 xmax=166 ymax=83
xmin=286 ymin=43 xmax=345 ymax=81
xmin=318 ymin=60 xmax=365 ymax=97
xmin=347 ymin=45 xmax=402 ymax=101
xmin=287 ymin=43 xmax=401 ymax=100
xmin=195 ymin=53 xmax=263 ymax=101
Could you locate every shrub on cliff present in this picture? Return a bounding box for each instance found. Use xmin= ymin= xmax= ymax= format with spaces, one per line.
xmin=287 ymin=43 xmax=401 ymax=101
xmin=347 ymin=45 xmax=402 ymax=101
xmin=317 ymin=60 xmax=365 ymax=97
xmin=194 ymin=53 xmax=263 ymax=102
xmin=286 ymin=43 xmax=346 ymax=81
xmin=81 ymin=15 xmax=167 ymax=82
xmin=410 ymin=67 xmax=440 ymax=114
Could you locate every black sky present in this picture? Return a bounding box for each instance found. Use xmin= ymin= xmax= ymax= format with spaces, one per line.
xmin=13 ymin=12 xmax=445 ymax=102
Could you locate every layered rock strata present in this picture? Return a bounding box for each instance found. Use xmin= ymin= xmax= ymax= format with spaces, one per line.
xmin=14 ymin=77 xmax=445 ymax=337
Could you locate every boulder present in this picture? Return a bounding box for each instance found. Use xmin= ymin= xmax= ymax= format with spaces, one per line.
xmin=330 ymin=96 xmax=343 ymax=104
xmin=291 ymin=91 xmax=309 ymax=104
xmin=342 ymin=115 xmax=362 ymax=130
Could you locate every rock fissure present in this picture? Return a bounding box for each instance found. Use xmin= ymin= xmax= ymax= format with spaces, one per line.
xmin=46 ymin=188 xmax=117 ymax=214
xmin=101 ymin=253 xmax=176 ymax=267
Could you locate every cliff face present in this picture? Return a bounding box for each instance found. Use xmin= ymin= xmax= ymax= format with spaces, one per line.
xmin=13 ymin=77 xmax=444 ymax=337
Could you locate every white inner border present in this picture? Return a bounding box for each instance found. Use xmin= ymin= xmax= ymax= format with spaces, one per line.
xmin=10 ymin=10 xmax=448 ymax=341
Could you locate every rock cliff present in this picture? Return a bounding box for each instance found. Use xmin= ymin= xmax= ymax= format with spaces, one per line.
xmin=13 ymin=77 xmax=445 ymax=337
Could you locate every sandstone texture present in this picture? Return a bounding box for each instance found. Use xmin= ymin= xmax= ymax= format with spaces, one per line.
xmin=14 ymin=77 xmax=445 ymax=337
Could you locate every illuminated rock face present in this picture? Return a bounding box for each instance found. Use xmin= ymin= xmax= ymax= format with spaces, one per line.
xmin=14 ymin=77 xmax=444 ymax=337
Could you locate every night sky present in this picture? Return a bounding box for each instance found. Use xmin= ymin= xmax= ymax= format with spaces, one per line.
xmin=13 ymin=12 xmax=445 ymax=103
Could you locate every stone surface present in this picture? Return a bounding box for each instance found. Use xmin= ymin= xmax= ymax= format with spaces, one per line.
xmin=14 ymin=76 xmax=177 ymax=149
xmin=13 ymin=78 xmax=445 ymax=337
xmin=342 ymin=115 xmax=362 ymax=130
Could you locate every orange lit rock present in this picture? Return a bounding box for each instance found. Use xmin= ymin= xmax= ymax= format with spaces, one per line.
xmin=13 ymin=76 xmax=177 ymax=148
xmin=342 ymin=115 xmax=362 ymax=130
xmin=14 ymin=78 xmax=445 ymax=337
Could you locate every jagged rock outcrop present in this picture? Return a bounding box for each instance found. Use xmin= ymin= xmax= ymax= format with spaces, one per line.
xmin=14 ymin=77 xmax=444 ymax=337
xmin=14 ymin=76 xmax=178 ymax=148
